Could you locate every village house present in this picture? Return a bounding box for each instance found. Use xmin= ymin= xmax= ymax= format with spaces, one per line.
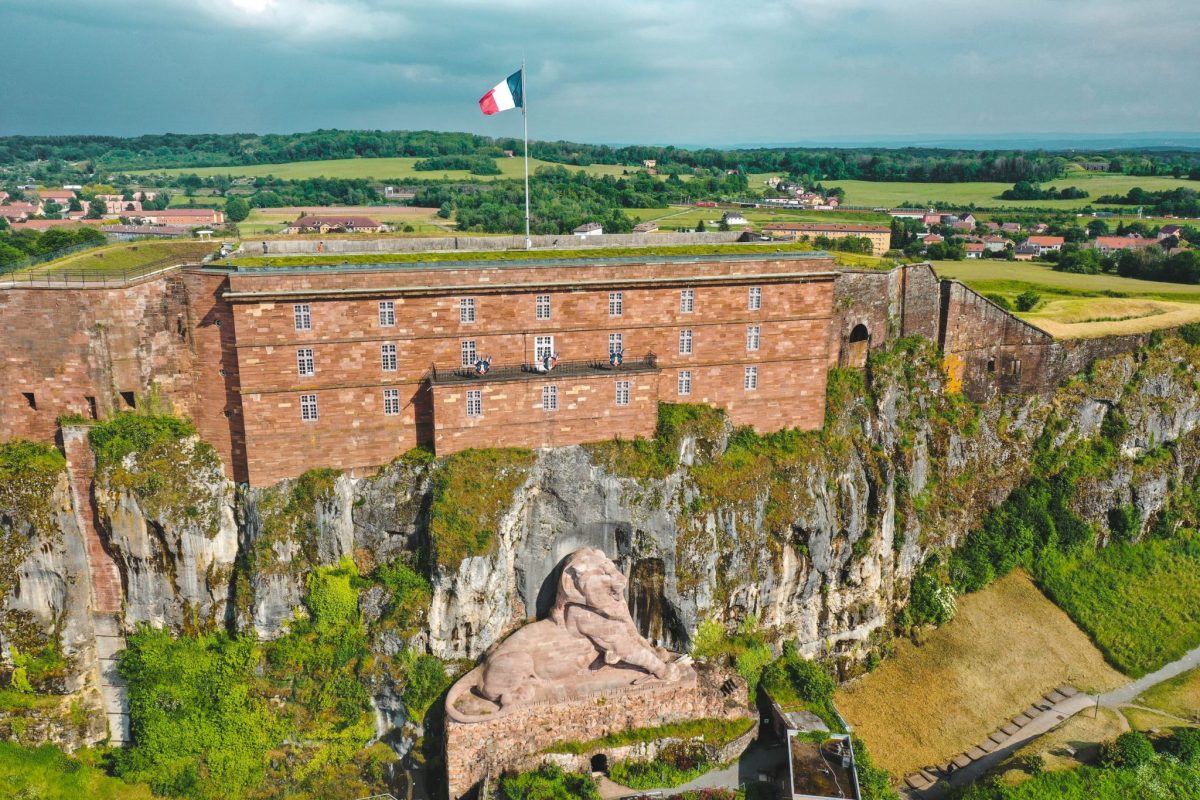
xmin=964 ymin=243 xmax=986 ymax=259
xmin=573 ymin=222 xmax=603 ymax=237
xmin=888 ymin=209 xmax=926 ymax=221
xmin=285 ymin=215 xmax=387 ymax=234
xmin=958 ymin=213 xmax=977 ymax=226
xmin=762 ymin=222 xmax=891 ymax=257
xmin=921 ymin=233 xmax=945 ymax=246
xmin=0 ymin=202 xmax=40 ymax=221
xmin=950 ymin=220 xmax=975 ymax=232
xmin=1001 ymin=222 xmax=1022 ymax=233
xmin=632 ymin=221 xmax=659 ymax=234
xmin=642 ymin=159 xmax=657 ymax=169
xmin=1159 ymin=225 xmax=1184 ymax=241
xmin=722 ymin=211 xmax=748 ymax=227
xmin=1023 ymin=235 xmax=1065 ymax=256
xmin=125 ymin=208 xmax=225 ymax=226
xmin=982 ymin=235 xmax=1010 ymax=253
xmin=106 ymin=199 xmax=143 ymax=214
xmin=1014 ymin=243 xmax=1040 ymax=261
xmin=1090 ymin=236 xmax=1159 ymax=256
xmin=34 ymin=189 xmax=77 ymax=206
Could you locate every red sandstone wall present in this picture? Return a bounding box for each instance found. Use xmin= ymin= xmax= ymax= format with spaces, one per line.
xmin=0 ymin=276 xmax=199 ymax=444
xmin=230 ymin=259 xmax=838 ymax=484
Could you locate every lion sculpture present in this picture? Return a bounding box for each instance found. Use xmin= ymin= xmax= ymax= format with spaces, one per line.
xmin=446 ymin=548 xmax=690 ymax=722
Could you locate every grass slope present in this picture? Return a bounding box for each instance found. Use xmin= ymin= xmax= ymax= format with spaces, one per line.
xmin=1137 ymin=667 xmax=1200 ymax=722
xmin=26 ymin=240 xmax=216 ymax=276
xmin=835 ymin=570 xmax=1125 ymax=778
xmin=1035 ymin=536 xmax=1200 ymax=677
xmin=0 ymin=743 xmax=155 ymax=800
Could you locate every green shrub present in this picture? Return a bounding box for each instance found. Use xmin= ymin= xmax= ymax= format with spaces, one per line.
xmin=901 ymin=557 xmax=957 ymax=627
xmin=497 ymin=763 xmax=600 ymax=800
xmin=305 ymin=557 xmax=360 ymax=628
xmin=759 ymin=644 xmax=840 ymax=730
xmin=543 ymin=717 xmax=755 ymax=755
xmin=1179 ymin=323 xmax=1200 ymax=346
xmin=609 ymin=741 xmax=714 ymax=789
xmin=585 ymin=402 xmax=726 ymax=480
xmin=0 ymin=742 xmax=155 ymax=800
xmin=373 ymin=558 xmax=431 ymax=632
xmin=691 ymin=617 xmax=773 ymax=700
xmin=400 ymin=653 xmax=451 ymax=720
xmin=985 ymin=293 xmax=1013 ymax=311
xmin=1100 ymin=731 xmax=1155 ymax=769
xmin=428 ymin=448 xmax=535 ymax=569
xmin=0 ymin=439 xmax=66 ymax=543
xmin=1014 ymin=289 xmax=1041 ymax=312
xmin=1166 ymin=727 xmax=1200 ymax=764
xmin=88 ymin=412 xmax=196 ymax=467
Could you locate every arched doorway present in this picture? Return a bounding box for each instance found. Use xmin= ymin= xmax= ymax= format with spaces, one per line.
xmin=590 ymin=753 xmax=609 ymax=774
xmin=844 ymin=324 xmax=870 ymax=368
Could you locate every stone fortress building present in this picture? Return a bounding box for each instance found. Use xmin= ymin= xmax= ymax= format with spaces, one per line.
xmin=0 ymin=246 xmax=1139 ymax=486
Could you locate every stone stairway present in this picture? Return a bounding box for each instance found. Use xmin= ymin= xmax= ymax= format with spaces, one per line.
xmin=61 ymin=426 xmax=129 ymax=745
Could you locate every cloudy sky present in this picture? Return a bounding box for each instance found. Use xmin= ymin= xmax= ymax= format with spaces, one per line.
xmin=2 ymin=0 xmax=1197 ymax=145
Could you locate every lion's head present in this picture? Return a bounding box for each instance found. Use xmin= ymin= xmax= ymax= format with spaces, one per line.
xmin=549 ymin=548 xmax=630 ymax=624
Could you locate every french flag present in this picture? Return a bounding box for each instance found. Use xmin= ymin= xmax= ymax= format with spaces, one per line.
xmin=479 ymin=69 xmax=524 ymax=115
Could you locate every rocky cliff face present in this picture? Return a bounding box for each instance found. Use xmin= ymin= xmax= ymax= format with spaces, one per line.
xmin=7 ymin=335 xmax=1200 ymax=749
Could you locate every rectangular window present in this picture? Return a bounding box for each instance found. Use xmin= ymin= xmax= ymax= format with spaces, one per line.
xmin=296 ymin=347 xmax=315 ymax=377
xmin=746 ymin=325 xmax=761 ymax=352
xmin=744 ymin=366 xmax=759 ymax=390
xmin=535 ymin=294 xmax=551 ymax=320
xmin=293 ymin=303 xmax=311 ymax=331
xmin=615 ymin=380 xmax=630 ymax=407
xmin=535 ymin=335 xmax=554 ymax=362
xmin=300 ymin=394 xmax=318 ymax=421
xmin=680 ymin=288 xmax=694 ymax=313
xmin=459 ymin=297 xmax=476 ymax=323
xmin=383 ymin=388 xmax=400 ymax=416
xmin=381 ymin=343 xmax=398 ymax=372
xmin=461 ymin=340 xmax=477 ymax=367
xmin=378 ymin=300 xmax=396 ymax=327
xmin=542 ymin=384 xmax=558 ymax=411
xmin=677 ymin=370 xmax=692 ymax=396
xmin=678 ymin=329 xmax=693 ymax=355
xmin=748 ymin=286 xmax=762 ymax=311
xmin=608 ymin=291 xmax=623 ymax=317
xmin=466 ymin=390 xmax=482 ymax=417
xmin=608 ymin=332 xmax=624 ymax=355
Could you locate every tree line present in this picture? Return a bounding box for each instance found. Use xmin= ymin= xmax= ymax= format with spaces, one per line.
xmin=5 ymin=130 xmax=1200 ymax=184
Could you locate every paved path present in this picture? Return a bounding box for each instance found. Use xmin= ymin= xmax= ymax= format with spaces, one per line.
xmin=909 ymin=643 xmax=1200 ymax=798
xmin=596 ymin=739 xmax=786 ymax=799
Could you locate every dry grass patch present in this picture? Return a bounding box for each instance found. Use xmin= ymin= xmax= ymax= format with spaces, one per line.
xmin=835 ymin=570 xmax=1125 ymax=778
xmin=1137 ymin=667 xmax=1200 ymax=722
xmin=1121 ymin=706 xmax=1195 ymax=732
xmin=1021 ymin=299 xmax=1200 ymax=339
xmin=1004 ymin=706 xmax=1127 ymax=779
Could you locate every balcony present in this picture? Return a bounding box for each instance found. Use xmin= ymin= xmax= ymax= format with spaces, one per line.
xmin=428 ymin=353 xmax=660 ymax=386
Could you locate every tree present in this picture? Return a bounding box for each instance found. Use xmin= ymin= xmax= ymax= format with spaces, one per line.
xmin=1086 ymin=219 xmax=1110 ymax=237
xmin=1015 ymin=289 xmax=1041 ymax=311
xmin=68 ymin=197 xmax=82 ymax=213
xmin=87 ymin=199 xmax=106 ymax=219
xmin=696 ymin=219 xmax=706 ymax=232
xmin=224 ymin=196 xmax=250 ymax=223
xmin=0 ymin=241 xmax=26 ymax=269
xmin=1100 ymin=731 xmax=1154 ymax=769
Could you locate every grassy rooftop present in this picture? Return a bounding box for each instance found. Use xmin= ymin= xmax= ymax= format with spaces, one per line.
xmin=22 ymin=240 xmax=218 ymax=277
xmin=222 ymin=240 xmax=871 ymax=269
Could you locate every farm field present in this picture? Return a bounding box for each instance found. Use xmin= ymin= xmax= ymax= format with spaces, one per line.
xmin=825 ymin=173 xmax=1199 ymax=210
xmin=931 ymin=259 xmax=1200 ymax=298
xmin=20 ymin=240 xmax=217 ymax=277
xmin=131 ymin=156 xmax=637 ymax=182
xmin=1020 ymin=298 xmax=1200 ymax=338
xmin=834 ymin=570 xmax=1125 ymax=778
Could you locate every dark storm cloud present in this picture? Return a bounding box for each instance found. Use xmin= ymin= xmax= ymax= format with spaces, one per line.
xmin=0 ymin=0 xmax=1197 ymax=143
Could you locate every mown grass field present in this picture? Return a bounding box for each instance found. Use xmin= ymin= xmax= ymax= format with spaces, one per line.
xmin=1035 ymin=535 xmax=1200 ymax=678
xmin=132 ymin=156 xmax=637 ymax=182
xmin=25 ymin=240 xmax=217 ymax=276
xmin=930 ymin=259 xmax=1200 ymax=337
xmin=834 ymin=570 xmax=1125 ymax=778
xmin=826 ymin=173 xmax=1199 ymax=210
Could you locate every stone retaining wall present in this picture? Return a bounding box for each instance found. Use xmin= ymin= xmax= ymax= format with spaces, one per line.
xmin=444 ymin=666 xmax=751 ymax=798
xmin=535 ymin=718 xmax=759 ymax=774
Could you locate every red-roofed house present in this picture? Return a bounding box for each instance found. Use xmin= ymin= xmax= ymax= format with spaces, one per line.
xmin=35 ymin=189 xmax=77 ymax=204
xmin=285 ymin=214 xmax=385 ymax=234
xmin=9 ymin=219 xmax=90 ymax=231
xmin=1090 ymin=236 xmax=1158 ymax=256
xmin=0 ymin=202 xmax=39 ymax=222
xmin=964 ymin=243 xmax=986 ymax=259
xmin=130 ymin=208 xmax=225 ymax=226
xmin=922 ymin=234 xmax=944 ymax=246
xmin=982 ymin=235 xmax=1010 ymax=253
xmin=1023 ymin=235 xmax=1064 ymax=256
xmin=950 ymin=220 xmax=975 ymax=232
xmin=762 ymin=222 xmax=891 ymax=256
xmin=1001 ymin=222 xmax=1022 ymax=233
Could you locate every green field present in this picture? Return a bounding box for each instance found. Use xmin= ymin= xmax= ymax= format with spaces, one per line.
xmin=826 ymin=173 xmax=1199 ymax=210
xmin=932 ymin=259 xmax=1200 ymax=299
xmin=132 ymin=156 xmax=637 ymax=182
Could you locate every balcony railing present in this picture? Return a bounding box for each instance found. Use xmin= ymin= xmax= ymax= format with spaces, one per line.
xmin=428 ymin=352 xmax=659 ymax=386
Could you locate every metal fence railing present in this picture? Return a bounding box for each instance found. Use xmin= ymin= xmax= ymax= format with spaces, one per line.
xmin=0 ymin=257 xmax=189 ymax=287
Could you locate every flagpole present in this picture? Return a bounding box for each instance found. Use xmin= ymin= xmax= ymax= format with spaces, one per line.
xmin=522 ymin=60 xmax=531 ymax=250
